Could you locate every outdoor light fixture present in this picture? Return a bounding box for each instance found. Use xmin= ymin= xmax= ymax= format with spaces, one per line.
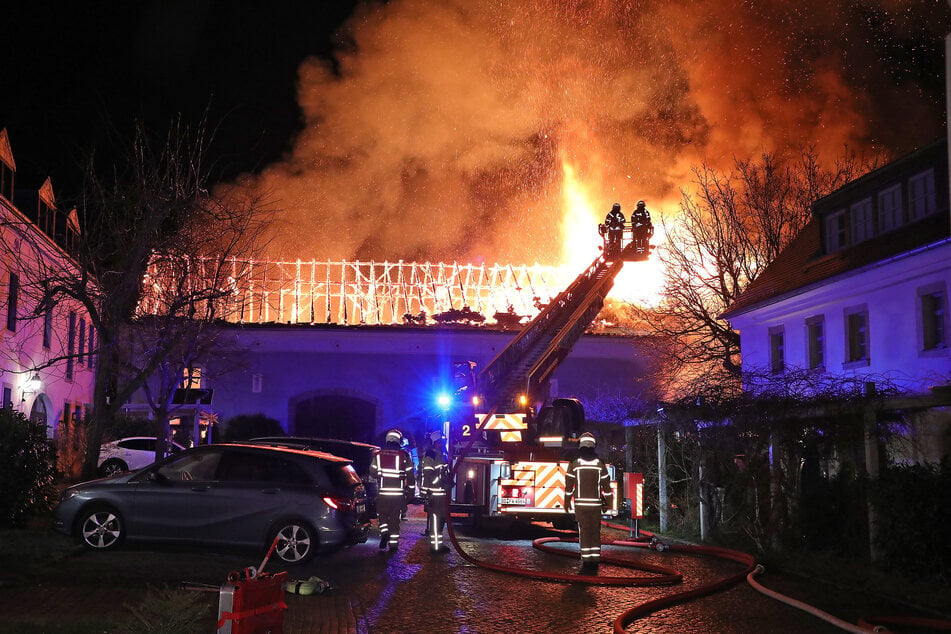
xmin=21 ymin=372 xmax=41 ymax=401
xmin=26 ymin=373 xmax=41 ymax=392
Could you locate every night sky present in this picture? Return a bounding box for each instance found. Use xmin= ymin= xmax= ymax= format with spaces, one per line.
xmin=2 ymin=2 xmax=358 ymax=195
xmin=3 ymin=1 xmax=950 ymax=265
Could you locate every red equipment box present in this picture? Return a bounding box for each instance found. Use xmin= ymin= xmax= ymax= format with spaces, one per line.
xmin=217 ymin=571 xmax=288 ymax=634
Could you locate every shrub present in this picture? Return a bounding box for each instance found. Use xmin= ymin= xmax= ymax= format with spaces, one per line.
xmin=870 ymin=458 xmax=951 ymax=583
xmin=103 ymin=412 xmax=155 ymax=441
xmin=0 ymin=408 xmax=59 ymax=527
xmin=219 ymin=413 xmax=284 ymax=441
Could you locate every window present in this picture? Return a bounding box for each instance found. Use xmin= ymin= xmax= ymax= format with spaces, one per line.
xmin=43 ymin=309 xmax=53 ymax=349
xmin=850 ymin=198 xmax=874 ymax=243
xmin=252 ymin=373 xmax=263 ymax=393
xmin=877 ymin=186 xmax=902 ymax=233
xmin=824 ymin=210 xmax=847 ymax=253
xmin=769 ymin=326 xmax=785 ymax=374
xmin=806 ymin=316 xmax=825 ymax=370
xmin=908 ymin=169 xmax=936 ymax=221
xmin=920 ymin=287 xmax=947 ymax=352
xmin=158 ymin=449 xmax=223 ymax=482
xmin=38 ymin=199 xmax=55 ymax=237
xmin=845 ymin=307 xmax=870 ymax=365
xmin=182 ymin=366 xmax=203 ymax=389
xmin=6 ymin=272 xmax=18 ymax=332
xmin=2 ymin=386 xmax=12 ymax=409
xmin=78 ymin=318 xmax=86 ymax=365
xmin=67 ymin=311 xmax=76 ymax=379
xmin=0 ymin=160 xmax=12 ymax=202
xmin=87 ymin=326 xmax=95 ymax=366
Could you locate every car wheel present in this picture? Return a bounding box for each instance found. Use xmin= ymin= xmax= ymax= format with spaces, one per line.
xmin=78 ymin=506 xmax=125 ymax=550
xmin=271 ymin=521 xmax=316 ymax=565
xmin=99 ymin=459 xmax=128 ymax=477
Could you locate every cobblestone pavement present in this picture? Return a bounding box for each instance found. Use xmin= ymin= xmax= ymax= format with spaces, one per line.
xmin=0 ymin=507 xmax=942 ymax=633
xmin=282 ymin=509 xmax=934 ymax=634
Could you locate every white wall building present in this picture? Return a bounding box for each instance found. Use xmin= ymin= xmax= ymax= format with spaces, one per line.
xmin=0 ymin=129 xmax=96 ymax=469
xmin=722 ymin=139 xmax=951 ymax=462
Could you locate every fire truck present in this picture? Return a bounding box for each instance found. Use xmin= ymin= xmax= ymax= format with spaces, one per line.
xmin=447 ymin=217 xmax=652 ymax=527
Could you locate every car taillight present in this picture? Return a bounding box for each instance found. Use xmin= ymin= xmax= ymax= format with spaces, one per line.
xmin=322 ymin=496 xmax=351 ymax=510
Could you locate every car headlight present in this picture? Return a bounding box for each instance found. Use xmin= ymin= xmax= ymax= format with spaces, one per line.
xmin=60 ymin=488 xmax=83 ymax=503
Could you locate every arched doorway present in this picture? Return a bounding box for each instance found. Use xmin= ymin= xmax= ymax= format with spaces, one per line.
xmin=293 ymin=394 xmax=377 ymax=444
xmin=29 ymin=394 xmax=49 ymax=432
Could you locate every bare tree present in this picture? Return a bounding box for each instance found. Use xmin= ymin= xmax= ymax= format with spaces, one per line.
xmin=14 ymin=117 xmax=271 ymax=479
xmin=634 ymin=148 xmax=874 ymax=398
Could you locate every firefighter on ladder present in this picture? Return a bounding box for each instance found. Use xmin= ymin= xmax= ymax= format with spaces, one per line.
xmin=630 ymin=200 xmax=654 ymax=254
xmin=565 ymin=431 xmax=613 ymax=573
xmin=419 ymin=430 xmax=451 ymax=554
xmin=370 ymin=429 xmax=416 ymax=552
xmin=602 ymin=202 xmax=625 ymax=255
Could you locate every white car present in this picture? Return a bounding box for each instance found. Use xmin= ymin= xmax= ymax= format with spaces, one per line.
xmin=98 ymin=437 xmax=186 ymax=476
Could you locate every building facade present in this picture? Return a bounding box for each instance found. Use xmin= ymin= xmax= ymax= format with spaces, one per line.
xmin=125 ymin=322 xmax=655 ymax=451
xmin=722 ymin=139 xmax=951 ymax=462
xmin=0 ymin=129 xmax=96 ymax=472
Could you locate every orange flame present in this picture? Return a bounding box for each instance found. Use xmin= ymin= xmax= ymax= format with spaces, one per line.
xmin=558 ymin=152 xmax=665 ymax=306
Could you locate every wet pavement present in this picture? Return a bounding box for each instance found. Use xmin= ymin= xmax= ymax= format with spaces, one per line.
xmin=283 ymin=509 xmax=933 ymax=633
xmin=0 ymin=506 xmax=944 ymax=633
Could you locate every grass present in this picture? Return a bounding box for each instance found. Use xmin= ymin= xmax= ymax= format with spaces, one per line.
xmin=0 ymin=517 xmax=244 ymax=633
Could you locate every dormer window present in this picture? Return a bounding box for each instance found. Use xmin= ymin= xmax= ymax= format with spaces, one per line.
xmin=908 ymin=169 xmax=936 ymax=221
xmin=824 ymin=210 xmax=847 ymax=253
xmin=850 ymin=198 xmax=873 ymax=243
xmin=0 ymin=160 xmax=12 ymax=202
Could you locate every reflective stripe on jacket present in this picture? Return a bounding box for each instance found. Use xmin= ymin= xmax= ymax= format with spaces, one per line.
xmin=565 ymin=456 xmax=612 ymax=508
xmin=371 ymin=448 xmax=416 ymax=496
xmin=419 ymin=454 xmax=449 ymax=496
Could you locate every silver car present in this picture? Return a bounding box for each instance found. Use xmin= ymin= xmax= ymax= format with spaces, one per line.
xmin=55 ymin=443 xmax=370 ymax=564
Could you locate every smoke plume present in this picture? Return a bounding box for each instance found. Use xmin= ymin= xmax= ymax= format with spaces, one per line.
xmin=222 ymin=0 xmax=948 ymax=265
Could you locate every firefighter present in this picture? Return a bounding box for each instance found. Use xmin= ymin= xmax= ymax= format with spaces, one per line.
xmin=565 ymin=431 xmax=612 ymax=573
xmin=604 ymin=203 xmax=625 ymax=254
xmin=419 ymin=430 xmax=451 ymax=553
xmin=370 ymin=428 xmax=416 ymax=552
xmin=630 ymin=200 xmax=654 ymax=253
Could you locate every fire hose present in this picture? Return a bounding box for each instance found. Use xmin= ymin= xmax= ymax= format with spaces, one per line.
xmin=439 ymin=415 xmax=951 ymax=632
xmin=600 ymin=520 xmax=951 ymax=633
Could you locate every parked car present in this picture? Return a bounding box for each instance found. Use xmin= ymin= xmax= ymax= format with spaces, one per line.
xmin=98 ymin=436 xmax=186 ymax=476
xmin=248 ymin=437 xmax=380 ymax=513
xmin=55 ymin=443 xmax=370 ymax=564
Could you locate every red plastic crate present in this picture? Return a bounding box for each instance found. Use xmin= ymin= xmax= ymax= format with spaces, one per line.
xmin=217 ymin=571 xmax=288 ymax=634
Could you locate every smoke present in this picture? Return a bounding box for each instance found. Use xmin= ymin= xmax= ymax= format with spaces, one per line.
xmin=222 ymin=0 xmax=948 ymax=265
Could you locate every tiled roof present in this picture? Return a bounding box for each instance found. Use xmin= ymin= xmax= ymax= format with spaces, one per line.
xmin=721 ymin=212 xmax=950 ymax=319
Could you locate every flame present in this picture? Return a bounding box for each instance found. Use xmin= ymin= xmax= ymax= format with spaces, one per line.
xmin=218 ymin=0 xmax=945 ymax=282
xmin=558 ymin=152 xmax=666 ymax=306
xmin=558 ymin=152 xmax=601 ymax=273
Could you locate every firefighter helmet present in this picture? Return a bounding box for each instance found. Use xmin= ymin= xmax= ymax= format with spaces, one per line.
xmin=386 ymin=428 xmax=403 ymax=443
xmin=612 ymin=202 xmax=621 ymax=212
xmin=429 ymin=430 xmax=444 ymax=443
xmin=579 ymin=432 xmax=597 ymax=448
xmin=636 ymin=200 xmax=646 ymax=209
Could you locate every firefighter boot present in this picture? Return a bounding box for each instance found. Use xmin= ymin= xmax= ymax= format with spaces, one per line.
xmin=379 ymin=533 xmax=389 ymax=550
